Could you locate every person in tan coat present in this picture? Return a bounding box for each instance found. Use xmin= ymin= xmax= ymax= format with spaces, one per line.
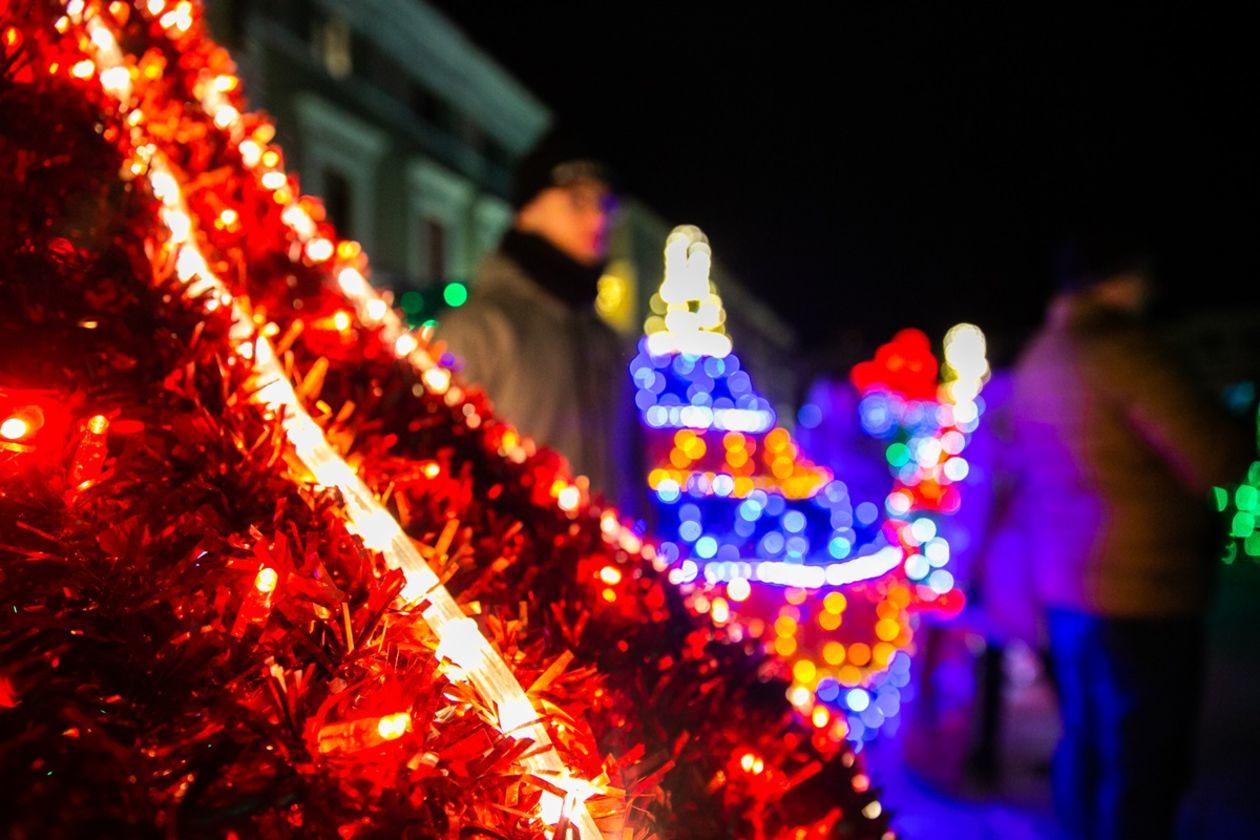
xmin=1010 ymin=236 xmax=1248 ymax=839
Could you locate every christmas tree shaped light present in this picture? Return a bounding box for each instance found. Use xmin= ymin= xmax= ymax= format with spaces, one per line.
xmin=633 ymin=227 xmax=922 ymax=745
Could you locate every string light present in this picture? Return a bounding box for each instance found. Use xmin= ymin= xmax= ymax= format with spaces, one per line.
xmin=74 ymin=9 xmax=601 ymax=833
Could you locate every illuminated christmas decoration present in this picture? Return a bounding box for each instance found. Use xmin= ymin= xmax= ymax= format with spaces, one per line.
xmin=0 ymin=3 xmax=889 ymax=836
xmin=1217 ymin=403 xmax=1260 ymax=563
xmin=634 ymin=229 xmax=988 ymax=744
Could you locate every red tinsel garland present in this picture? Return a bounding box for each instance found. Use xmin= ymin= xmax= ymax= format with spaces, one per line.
xmin=0 ymin=3 xmax=892 ymax=837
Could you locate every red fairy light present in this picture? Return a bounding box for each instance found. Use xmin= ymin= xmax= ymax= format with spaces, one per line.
xmin=317 ymin=712 xmax=411 ymax=755
xmin=0 ymin=389 xmax=74 ymax=472
xmin=68 ymin=414 xmax=109 ymax=489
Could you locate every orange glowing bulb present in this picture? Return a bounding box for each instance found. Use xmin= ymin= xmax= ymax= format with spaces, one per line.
xmin=254 ymin=567 xmax=279 ymax=593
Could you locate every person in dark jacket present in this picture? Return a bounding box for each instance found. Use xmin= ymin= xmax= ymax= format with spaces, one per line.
xmin=1009 ymin=235 xmax=1248 ymax=839
xmin=436 ymin=132 xmax=639 ymax=513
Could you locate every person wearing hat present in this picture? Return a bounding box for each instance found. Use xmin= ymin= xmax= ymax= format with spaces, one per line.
xmin=1006 ymin=231 xmax=1248 ymax=839
xmin=436 ymin=132 xmax=639 ymax=512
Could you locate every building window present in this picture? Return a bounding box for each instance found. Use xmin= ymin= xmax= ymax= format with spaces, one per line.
xmin=323 ymin=168 xmax=353 ymax=237
xmin=315 ymin=16 xmax=352 ymax=80
xmin=423 ymin=217 xmax=447 ymax=283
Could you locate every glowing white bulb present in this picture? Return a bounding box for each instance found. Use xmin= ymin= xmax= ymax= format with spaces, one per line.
xmin=376 ymin=712 xmax=410 ymax=741
xmin=394 ymin=333 xmax=418 ymax=357
xmin=0 ymin=418 xmax=29 ymax=440
xmin=337 ymin=267 xmax=367 ymax=297
xmin=421 ymin=367 xmax=451 ymax=394
xmin=238 ymin=139 xmax=262 ymax=168
xmin=557 ymin=485 xmax=581 ymax=512
xmin=211 ymin=104 xmax=239 ymax=130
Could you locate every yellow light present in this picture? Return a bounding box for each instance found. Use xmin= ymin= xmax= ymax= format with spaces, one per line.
xmin=1 ymin=417 xmax=30 ymax=440
xmin=87 ymin=415 xmax=109 ymax=435
xmin=812 ymin=706 xmax=831 ymax=728
xmin=862 ymin=801 xmax=883 ymax=820
xmin=212 ymin=74 xmax=238 ymax=93
xmin=823 ymin=642 xmax=846 ymax=666
xmin=422 ymin=461 xmax=441 ymax=479
xmin=332 ymin=310 xmax=351 ymax=332
xmin=839 ymin=665 xmax=862 ymax=687
xmin=70 ymin=59 xmax=94 ymax=79
xmin=217 ymin=207 xmax=238 ymax=228
xmin=376 ymin=712 xmax=410 ymax=741
xmin=823 ymin=592 xmax=847 ymax=614
xmin=740 ymin=752 xmax=757 ymax=773
xmin=848 ymin=643 xmax=872 ymax=667
xmin=765 ymin=428 xmax=790 ymax=453
xmin=792 ymin=659 xmax=817 ymax=685
xmin=876 ymin=619 xmax=900 ymax=642
xmin=818 ymin=611 xmax=841 ymax=631
xmin=710 ymin=597 xmax=730 ymax=624
xmin=727 ymin=577 xmax=751 ymax=602
xmin=146 ymin=0 xmax=165 ymax=16
xmin=254 ymin=567 xmax=278 ymax=593
xmin=774 ymin=615 xmax=797 ymax=637
xmin=260 ymin=170 xmax=286 ymax=191
xmin=774 ymin=636 xmax=797 ymax=657
xmin=599 ymin=565 xmax=622 ymax=585
xmin=789 ymin=685 xmax=812 ymax=708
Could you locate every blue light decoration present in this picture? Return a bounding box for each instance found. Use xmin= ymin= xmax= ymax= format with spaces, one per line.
xmin=632 ymin=225 xmax=990 ymax=746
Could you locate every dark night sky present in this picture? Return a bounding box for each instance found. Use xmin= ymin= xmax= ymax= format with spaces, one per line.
xmin=431 ymin=4 xmax=1260 ymax=359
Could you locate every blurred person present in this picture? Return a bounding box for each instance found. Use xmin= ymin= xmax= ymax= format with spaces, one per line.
xmin=1009 ymin=233 xmax=1248 ymax=840
xmin=436 ymin=131 xmax=639 ymax=513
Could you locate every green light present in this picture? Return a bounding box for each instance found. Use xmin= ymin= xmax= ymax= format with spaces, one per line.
xmin=422 ymin=318 xmax=438 ymax=328
xmin=443 ymin=281 xmax=468 ymax=308
xmin=1213 ymin=486 xmax=1229 ymax=513
xmin=1236 ymin=485 xmax=1258 ymax=513
xmin=1248 ymin=462 xmax=1260 ymax=485
xmin=1246 ymin=531 xmax=1260 ymax=558
xmin=1223 ymin=542 xmax=1238 ymax=565
xmin=886 ymin=443 xmax=911 ymax=468
xmin=1230 ymin=511 xmax=1255 ymax=539
xmin=401 ymin=290 xmax=423 ymax=314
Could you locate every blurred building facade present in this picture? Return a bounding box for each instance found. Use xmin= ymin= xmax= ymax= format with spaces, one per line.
xmin=206 ymin=0 xmax=801 ymax=410
xmin=207 ymin=0 xmax=546 ymax=290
